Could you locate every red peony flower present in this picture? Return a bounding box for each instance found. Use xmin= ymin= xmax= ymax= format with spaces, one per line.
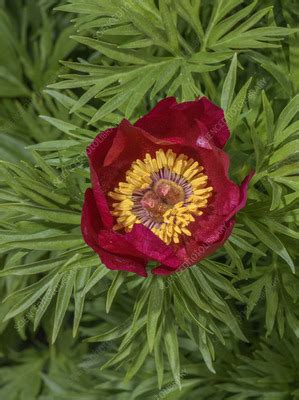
xmin=81 ymin=97 xmax=253 ymax=277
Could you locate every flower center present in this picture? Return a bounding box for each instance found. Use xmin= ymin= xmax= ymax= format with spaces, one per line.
xmin=141 ymin=180 xmax=185 ymax=223
xmin=108 ymin=149 xmax=213 ymax=244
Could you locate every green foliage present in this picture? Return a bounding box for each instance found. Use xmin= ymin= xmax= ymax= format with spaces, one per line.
xmin=0 ymin=0 xmax=78 ymax=162
xmin=0 ymin=0 xmax=298 ymax=399
xmin=0 ymin=349 xmax=46 ymax=400
xmin=52 ymin=0 xmax=298 ymax=119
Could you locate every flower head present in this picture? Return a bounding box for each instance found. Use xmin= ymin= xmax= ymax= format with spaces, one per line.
xmin=81 ymin=97 xmax=252 ymax=276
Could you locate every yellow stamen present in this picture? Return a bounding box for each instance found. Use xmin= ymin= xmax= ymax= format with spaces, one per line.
xmin=109 ymin=149 xmax=213 ymax=244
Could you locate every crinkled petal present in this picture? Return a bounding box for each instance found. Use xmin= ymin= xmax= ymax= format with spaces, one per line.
xmin=153 ymin=219 xmax=235 ymax=275
xmin=81 ymin=189 xmax=147 ymax=276
xmin=135 ymin=96 xmax=230 ymax=149
xmin=98 ymin=230 xmax=148 ymax=276
xmin=125 ymin=224 xmax=182 ymax=269
xmin=97 ymin=247 xmax=147 ymax=277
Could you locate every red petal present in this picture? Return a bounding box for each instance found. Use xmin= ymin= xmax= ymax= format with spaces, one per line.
xmin=152 ymin=219 xmax=235 ymax=275
xmin=87 ymin=128 xmax=117 ymax=228
xmin=231 ymin=170 xmax=254 ymax=216
xmin=93 ymin=120 xmax=166 ymax=196
xmin=97 ymin=247 xmax=148 ymax=277
xmin=81 ymin=189 xmax=147 ymax=276
xmin=98 ymin=230 xmax=148 ymax=276
xmin=125 ymin=224 xmax=181 ymax=269
xmin=81 ymin=189 xmax=105 ymax=253
xmin=135 ymin=97 xmax=230 ymax=149
xmin=195 ymin=146 xmax=241 ymax=216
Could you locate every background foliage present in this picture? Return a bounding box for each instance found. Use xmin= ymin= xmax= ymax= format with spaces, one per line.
xmin=0 ymin=0 xmax=298 ymax=399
